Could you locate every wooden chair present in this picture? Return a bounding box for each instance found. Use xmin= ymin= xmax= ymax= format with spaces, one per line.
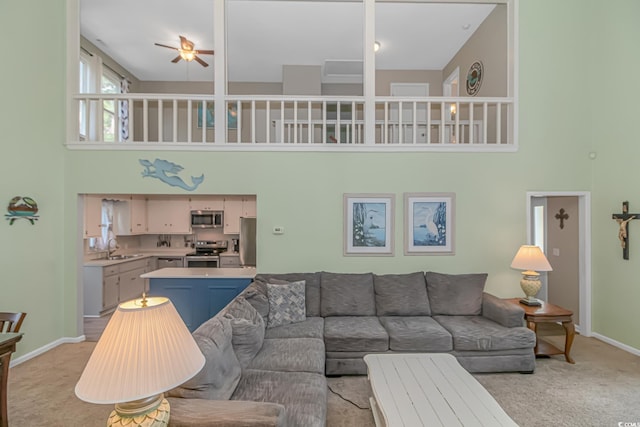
xmin=0 ymin=312 xmax=26 ymax=333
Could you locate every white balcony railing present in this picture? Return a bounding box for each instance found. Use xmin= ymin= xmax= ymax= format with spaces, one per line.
xmin=70 ymin=94 xmax=515 ymax=150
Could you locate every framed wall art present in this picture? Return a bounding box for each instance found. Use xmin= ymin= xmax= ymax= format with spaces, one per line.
xmin=404 ymin=192 xmax=455 ymax=255
xmin=197 ymin=102 xmax=238 ymax=129
xmin=344 ymin=193 xmax=395 ymax=256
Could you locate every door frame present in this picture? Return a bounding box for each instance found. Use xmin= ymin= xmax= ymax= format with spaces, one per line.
xmin=526 ymin=191 xmax=591 ymax=336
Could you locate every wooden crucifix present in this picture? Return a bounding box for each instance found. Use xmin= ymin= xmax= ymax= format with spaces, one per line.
xmin=612 ymin=201 xmax=640 ymax=260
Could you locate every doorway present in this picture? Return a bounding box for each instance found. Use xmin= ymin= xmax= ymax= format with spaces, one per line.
xmin=527 ymin=192 xmax=591 ymax=336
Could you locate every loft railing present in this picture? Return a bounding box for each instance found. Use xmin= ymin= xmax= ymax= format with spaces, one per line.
xmin=70 ymin=93 xmax=514 ymax=150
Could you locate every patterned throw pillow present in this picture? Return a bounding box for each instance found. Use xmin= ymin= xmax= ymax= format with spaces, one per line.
xmin=266 ymin=280 xmax=306 ymax=328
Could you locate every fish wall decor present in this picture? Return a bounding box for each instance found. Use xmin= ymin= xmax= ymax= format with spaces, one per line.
xmin=6 ymin=196 xmax=39 ymax=225
xmin=139 ymin=158 xmax=204 ymax=191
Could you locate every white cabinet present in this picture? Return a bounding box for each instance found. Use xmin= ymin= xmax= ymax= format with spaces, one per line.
xmin=219 ymin=254 xmax=241 ymax=268
xmin=83 ymin=194 xmax=104 ymax=238
xmin=146 ymin=197 xmax=191 ymax=234
xmin=114 ymin=195 xmax=148 ymax=235
xmin=189 ymin=196 xmax=224 ymax=211
xmin=84 ymin=257 xmax=154 ymax=316
xmin=223 ymin=196 xmax=256 ymax=234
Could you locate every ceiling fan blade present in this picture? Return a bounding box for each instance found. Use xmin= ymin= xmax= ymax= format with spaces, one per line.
xmin=171 ymin=55 xmax=182 ymax=63
xmin=179 ymin=36 xmax=194 ymax=51
xmin=194 ymin=55 xmax=209 ymax=67
xmin=195 ymin=49 xmax=214 ymax=56
xmin=155 ymin=43 xmax=179 ymax=51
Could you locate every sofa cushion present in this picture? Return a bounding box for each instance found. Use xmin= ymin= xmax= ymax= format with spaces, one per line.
xmin=167 ymin=398 xmax=286 ymax=427
xmin=320 ymin=272 xmax=376 ymax=316
xmin=232 ymin=369 xmax=327 ymax=427
xmin=374 ymin=272 xmax=431 ymax=316
xmin=167 ymin=316 xmax=241 ymax=400
xmin=248 ymin=338 xmax=325 ymax=375
xmin=324 ymin=316 xmax=388 ymax=352
xmin=241 ymin=281 xmax=270 ymax=324
xmin=426 ymin=271 xmax=487 ymax=315
xmin=224 ymin=297 xmax=265 ymax=368
xmin=266 ymin=280 xmax=306 ymax=328
xmin=379 ymin=316 xmax=452 ymax=351
xmin=265 ymin=317 xmax=324 ymax=340
xmin=256 ymin=273 xmax=321 ymax=317
xmin=434 ymin=315 xmax=536 ymax=351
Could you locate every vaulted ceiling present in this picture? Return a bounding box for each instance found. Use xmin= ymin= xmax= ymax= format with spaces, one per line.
xmin=80 ymin=0 xmax=496 ymax=82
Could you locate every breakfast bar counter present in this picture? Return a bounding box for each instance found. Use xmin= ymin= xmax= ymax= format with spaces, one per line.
xmin=142 ymin=267 xmax=256 ymax=331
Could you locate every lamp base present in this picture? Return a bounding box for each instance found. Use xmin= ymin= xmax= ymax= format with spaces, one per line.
xmin=519 ymin=297 xmax=542 ymax=306
xmin=108 ymin=394 xmax=170 ymax=427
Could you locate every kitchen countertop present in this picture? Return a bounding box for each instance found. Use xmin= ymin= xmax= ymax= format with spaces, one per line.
xmin=141 ymin=267 xmax=257 ymax=279
xmin=84 ymin=249 xmax=193 ymax=267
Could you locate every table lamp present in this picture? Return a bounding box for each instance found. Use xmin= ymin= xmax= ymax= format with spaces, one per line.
xmin=510 ymin=245 xmax=553 ymax=306
xmin=75 ymin=295 xmax=205 ymax=426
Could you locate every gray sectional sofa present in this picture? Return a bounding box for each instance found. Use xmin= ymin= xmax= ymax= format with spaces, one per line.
xmin=166 ymin=270 xmax=536 ymax=427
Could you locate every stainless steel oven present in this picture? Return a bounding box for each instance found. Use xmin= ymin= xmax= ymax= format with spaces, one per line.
xmin=185 ymin=240 xmax=227 ymax=268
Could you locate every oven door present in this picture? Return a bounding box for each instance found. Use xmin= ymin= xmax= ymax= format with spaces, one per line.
xmin=185 ymin=256 xmax=219 ymax=268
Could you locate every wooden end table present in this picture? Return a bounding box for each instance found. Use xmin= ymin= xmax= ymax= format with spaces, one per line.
xmin=506 ymin=299 xmax=575 ymax=364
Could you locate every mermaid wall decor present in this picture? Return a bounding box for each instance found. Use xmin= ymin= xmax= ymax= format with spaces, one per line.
xmin=139 ymin=158 xmax=204 ymax=191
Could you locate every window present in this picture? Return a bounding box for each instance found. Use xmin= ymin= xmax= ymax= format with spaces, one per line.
xmin=101 ymin=69 xmax=120 ymax=142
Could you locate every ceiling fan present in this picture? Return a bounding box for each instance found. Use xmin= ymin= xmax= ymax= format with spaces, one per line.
xmin=154 ymin=36 xmax=214 ymax=67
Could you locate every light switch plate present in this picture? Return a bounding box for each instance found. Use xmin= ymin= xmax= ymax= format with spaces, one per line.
xmin=553 ymin=248 xmax=560 ymax=256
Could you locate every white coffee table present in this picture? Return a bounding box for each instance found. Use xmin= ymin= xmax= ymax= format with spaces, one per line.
xmin=364 ymin=353 xmax=517 ymax=427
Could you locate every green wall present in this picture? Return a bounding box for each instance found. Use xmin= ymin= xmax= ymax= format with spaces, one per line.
xmin=3 ymin=0 xmax=640 ymax=358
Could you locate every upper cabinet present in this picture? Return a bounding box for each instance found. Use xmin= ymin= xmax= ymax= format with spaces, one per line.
xmin=83 ymin=194 xmax=104 ymax=238
xmin=189 ymin=196 xmax=224 ymax=211
xmin=223 ymin=196 xmax=256 ymax=234
xmin=113 ymin=195 xmax=148 ymax=235
xmin=146 ymin=196 xmax=191 ymax=234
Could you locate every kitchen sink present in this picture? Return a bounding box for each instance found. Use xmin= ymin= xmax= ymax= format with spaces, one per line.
xmin=108 ymin=254 xmax=143 ymax=260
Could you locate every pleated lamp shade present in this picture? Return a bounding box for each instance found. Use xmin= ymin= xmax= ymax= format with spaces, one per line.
xmin=510 ymin=245 xmax=553 ymax=272
xmin=75 ymin=297 xmax=205 ymax=404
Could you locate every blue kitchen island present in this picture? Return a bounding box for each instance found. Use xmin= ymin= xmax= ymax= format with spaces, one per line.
xmin=141 ymin=267 xmax=256 ymax=331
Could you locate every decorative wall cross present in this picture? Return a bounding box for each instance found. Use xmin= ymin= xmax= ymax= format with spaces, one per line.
xmin=555 ymin=208 xmax=569 ymax=229
xmin=612 ymin=201 xmax=640 ymax=260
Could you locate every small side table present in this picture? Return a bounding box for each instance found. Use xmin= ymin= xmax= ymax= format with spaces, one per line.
xmin=506 ymin=298 xmax=575 ymax=364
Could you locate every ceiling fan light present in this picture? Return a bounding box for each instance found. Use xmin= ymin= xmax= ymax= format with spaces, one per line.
xmin=179 ymin=50 xmax=195 ymax=62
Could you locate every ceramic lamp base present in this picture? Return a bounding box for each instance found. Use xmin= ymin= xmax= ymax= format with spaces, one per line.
xmin=520 ymin=271 xmax=542 ymax=306
xmin=108 ymin=394 xmax=170 ymax=427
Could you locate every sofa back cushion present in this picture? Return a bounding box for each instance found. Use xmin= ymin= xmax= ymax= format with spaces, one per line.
xmin=320 ymin=272 xmax=376 ymax=316
xmin=224 ymin=297 xmax=265 ymax=368
xmin=241 ymin=281 xmax=270 ymax=324
xmin=426 ymin=271 xmax=488 ymax=315
xmin=374 ymin=272 xmax=431 ymax=316
xmin=256 ymin=273 xmax=321 ymax=317
xmin=167 ymin=315 xmax=241 ymax=400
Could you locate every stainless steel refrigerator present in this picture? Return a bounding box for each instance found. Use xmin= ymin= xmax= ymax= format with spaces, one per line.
xmin=239 ymin=217 xmax=257 ymax=267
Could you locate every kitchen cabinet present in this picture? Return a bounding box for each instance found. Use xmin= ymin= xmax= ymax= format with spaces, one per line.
xmin=84 ymin=257 xmax=153 ymax=316
xmin=223 ymin=196 xmax=256 ymax=234
xmin=147 ymin=196 xmax=191 ymax=234
xmin=83 ymin=194 xmax=104 ymax=238
xmin=219 ymin=254 xmax=241 ymax=268
xmin=148 ymin=277 xmax=252 ymax=331
xmin=113 ymin=195 xmax=148 ymax=235
xmin=189 ymin=196 xmax=224 ymax=211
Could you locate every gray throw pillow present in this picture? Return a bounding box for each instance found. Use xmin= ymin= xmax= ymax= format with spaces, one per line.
xmin=266 ymin=280 xmax=306 ymax=328
xmin=426 ymin=271 xmax=488 ymax=315
xmin=224 ymin=297 xmax=265 ymax=368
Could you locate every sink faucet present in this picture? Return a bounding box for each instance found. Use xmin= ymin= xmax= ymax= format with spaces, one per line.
xmin=107 ymin=238 xmax=118 ymax=258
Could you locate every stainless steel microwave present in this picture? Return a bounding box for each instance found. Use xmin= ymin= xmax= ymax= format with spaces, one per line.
xmin=190 ymin=210 xmax=223 ymax=229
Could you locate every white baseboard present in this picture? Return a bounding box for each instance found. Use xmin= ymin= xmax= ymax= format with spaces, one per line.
xmin=592 ymin=332 xmax=640 ymax=357
xmin=10 ymin=335 xmax=86 ymax=367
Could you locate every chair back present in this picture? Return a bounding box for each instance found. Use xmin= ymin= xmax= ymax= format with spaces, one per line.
xmin=0 ymin=312 xmax=26 ymax=333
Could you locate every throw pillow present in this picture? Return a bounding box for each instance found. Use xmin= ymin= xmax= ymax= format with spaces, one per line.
xmin=425 ymin=271 xmax=487 ymax=315
xmin=266 ymin=280 xmax=306 ymax=328
xmin=224 ymin=297 xmax=265 ymax=368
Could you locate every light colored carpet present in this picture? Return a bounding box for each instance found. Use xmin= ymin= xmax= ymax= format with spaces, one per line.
xmin=7 ymin=334 xmax=640 ymax=426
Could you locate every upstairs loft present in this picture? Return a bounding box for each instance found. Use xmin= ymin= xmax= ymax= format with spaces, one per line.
xmin=69 ymin=0 xmax=517 ymax=152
